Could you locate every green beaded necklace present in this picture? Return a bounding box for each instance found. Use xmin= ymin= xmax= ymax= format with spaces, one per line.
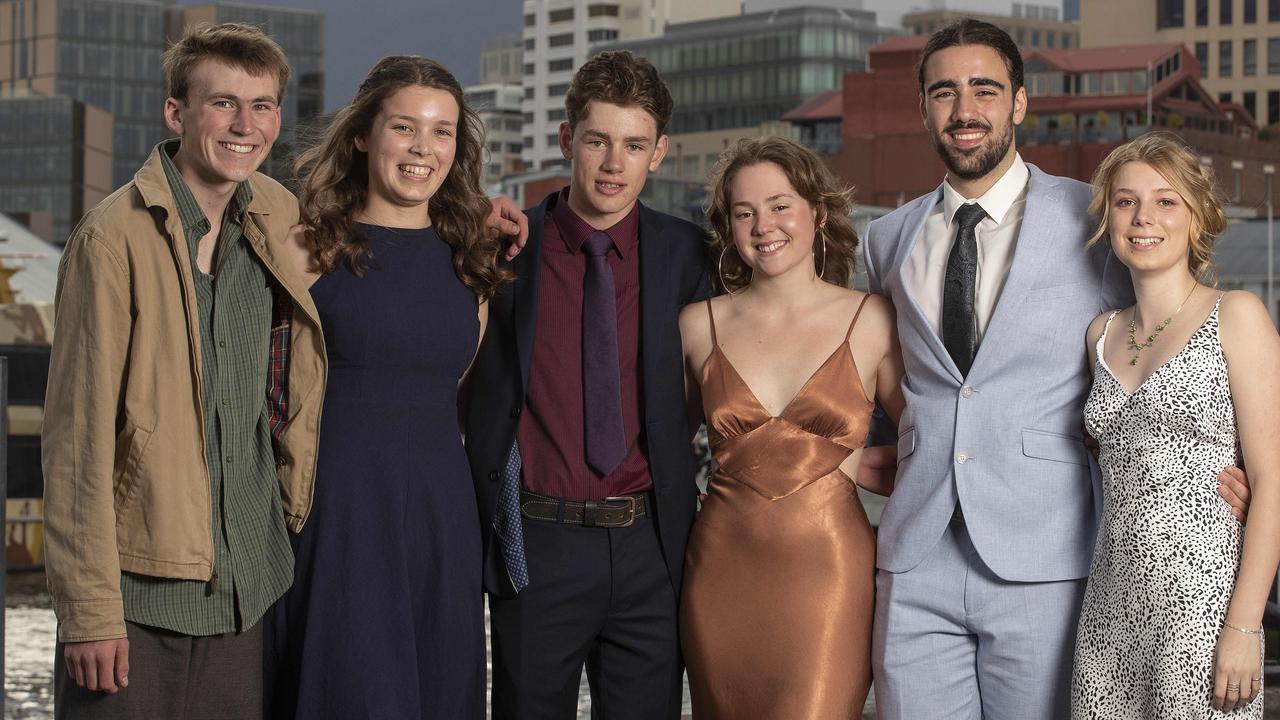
xmin=1127 ymin=283 xmax=1198 ymax=366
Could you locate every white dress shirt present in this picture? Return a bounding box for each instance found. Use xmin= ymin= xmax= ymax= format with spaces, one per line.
xmin=903 ymin=154 xmax=1030 ymax=342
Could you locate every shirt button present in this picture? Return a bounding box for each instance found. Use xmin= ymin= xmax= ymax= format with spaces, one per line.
xmin=488 ymin=470 xmax=500 ymax=482
xmin=225 ymin=455 xmax=233 ymax=464
xmin=218 ymin=340 xmax=226 ymax=348
xmin=955 ymin=453 xmax=969 ymax=465
xmin=510 ymin=407 xmax=522 ymax=419
xmin=961 ymin=386 xmax=975 ymax=398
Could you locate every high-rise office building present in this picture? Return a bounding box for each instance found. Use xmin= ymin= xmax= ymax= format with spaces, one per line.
xmin=480 ymin=33 xmax=524 ymax=85
xmin=604 ymin=5 xmax=896 ymax=182
xmin=0 ymin=95 xmax=112 ymax=243
xmin=519 ymin=0 xmax=740 ymax=170
xmin=465 ymin=82 xmax=526 ymax=188
xmin=0 ymin=0 xmax=323 ymax=240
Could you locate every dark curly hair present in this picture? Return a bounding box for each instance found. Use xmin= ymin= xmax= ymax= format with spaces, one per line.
xmin=566 ymin=50 xmax=672 ymax=135
xmin=294 ymin=55 xmax=511 ymax=300
xmin=707 ymin=136 xmax=859 ymax=293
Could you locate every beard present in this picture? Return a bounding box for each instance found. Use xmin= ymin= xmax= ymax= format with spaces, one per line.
xmin=929 ymin=113 xmax=1015 ymax=181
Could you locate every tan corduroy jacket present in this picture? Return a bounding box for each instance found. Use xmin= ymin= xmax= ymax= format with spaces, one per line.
xmin=42 ymin=145 xmax=327 ymax=642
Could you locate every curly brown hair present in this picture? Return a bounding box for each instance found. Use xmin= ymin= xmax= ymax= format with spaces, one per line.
xmin=1087 ymin=131 xmax=1228 ymax=281
xmin=294 ymin=55 xmax=511 ymax=299
xmin=707 ymin=136 xmax=859 ymax=293
xmin=566 ymin=51 xmax=673 ymax=135
xmin=163 ymin=23 xmax=290 ymax=103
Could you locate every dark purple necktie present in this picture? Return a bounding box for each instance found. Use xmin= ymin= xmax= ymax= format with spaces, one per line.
xmin=582 ymin=230 xmax=627 ymax=476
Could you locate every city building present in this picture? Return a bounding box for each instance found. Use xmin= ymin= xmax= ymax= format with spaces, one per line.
xmin=480 ymin=33 xmax=524 ymax=85
xmin=748 ymin=0 xmax=1066 ymax=29
xmin=903 ymin=5 xmax=1078 ymax=50
xmin=1081 ymin=0 xmax=1280 ymax=128
xmin=519 ymin=0 xmax=740 ymax=170
xmin=0 ymin=95 xmax=112 ymax=244
xmin=604 ymin=5 xmax=897 ymax=182
xmin=825 ymin=35 xmax=1279 ymax=212
xmin=169 ymin=3 xmax=325 ymax=182
xmin=464 ymin=83 xmax=526 ymax=189
xmin=0 ymin=0 xmax=323 ymax=240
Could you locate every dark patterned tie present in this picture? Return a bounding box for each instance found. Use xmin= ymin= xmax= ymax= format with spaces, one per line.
xmin=942 ymin=202 xmax=987 ymax=376
xmin=495 ymin=440 xmax=528 ymax=591
xmin=582 ymin=230 xmax=627 ymax=476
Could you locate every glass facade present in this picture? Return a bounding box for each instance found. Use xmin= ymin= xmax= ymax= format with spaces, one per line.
xmin=0 ymin=96 xmax=91 ymax=243
xmin=606 ymin=7 xmax=893 ymax=135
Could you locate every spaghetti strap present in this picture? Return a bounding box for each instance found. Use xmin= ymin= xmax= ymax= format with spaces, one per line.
xmin=844 ymin=294 xmax=872 ymax=342
xmin=705 ymin=298 xmax=719 ymax=346
xmin=1096 ymin=309 xmax=1121 ymax=360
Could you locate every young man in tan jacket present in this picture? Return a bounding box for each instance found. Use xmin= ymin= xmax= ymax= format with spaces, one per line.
xmin=41 ymin=24 xmax=322 ymax=718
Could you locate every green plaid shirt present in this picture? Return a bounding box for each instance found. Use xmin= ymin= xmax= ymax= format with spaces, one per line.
xmin=120 ymin=139 xmax=294 ymax=636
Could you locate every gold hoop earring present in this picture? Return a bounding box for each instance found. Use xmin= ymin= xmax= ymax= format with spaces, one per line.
xmin=718 ymin=246 xmax=738 ymax=296
xmin=815 ymin=228 xmax=827 ymax=280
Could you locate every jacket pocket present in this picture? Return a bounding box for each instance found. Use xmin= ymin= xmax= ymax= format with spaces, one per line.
xmin=1024 ymin=283 xmax=1082 ymax=303
xmin=1021 ymin=428 xmax=1088 ymax=466
xmin=113 ymin=424 xmax=154 ymax=505
xmin=897 ymin=427 xmax=917 ymax=460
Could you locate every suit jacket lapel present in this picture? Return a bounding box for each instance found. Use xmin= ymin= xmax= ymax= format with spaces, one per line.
xmin=890 ymin=186 xmax=964 ymax=381
xmin=975 ymin=166 xmax=1057 ymax=369
xmin=512 ymin=196 xmax=549 ymax=390
xmin=638 ymin=204 xmax=671 ymax=417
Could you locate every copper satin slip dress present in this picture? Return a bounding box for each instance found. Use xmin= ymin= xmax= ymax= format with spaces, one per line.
xmin=681 ymin=296 xmax=876 ymax=720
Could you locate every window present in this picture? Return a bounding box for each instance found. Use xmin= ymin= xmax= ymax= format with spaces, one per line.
xmin=548 ymin=58 xmax=573 ymax=72
xmin=547 ymin=108 xmax=566 ymax=121
xmin=1083 ymin=73 xmax=1102 ymax=93
xmin=523 ymin=13 xmax=534 ymax=26
xmin=524 ymin=38 xmax=535 ymax=51
xmin=1272 ymin=0 xmax=1280 ymax=21
xmin=1047 ymin=32 xmax=1056 ymax=48
xmin=1270 ymin=38 xmax=1280 ymax=73
xmin=522 ymin=112 xmax=534 ymax=123
xmin=1245 ymin=0 xmax=1257 ymax=21
xmin=524 ymin=86 xmax=535 ymax=99
xmin=546 ymin=133 xmax=559 ymax=146
xmin=1245 ymin=90 xmax=1258 ymax=118
xmin=1030 ymin=30 xmax=1040 ymax=46
xmin=1221 ymin=0 xmax=1233 ymax=24
xmin=547 ymin=83 xmax=570 ymax=96
xmin=1196 ymin=41 xmax=1210 ymax=77
xmin=1103 ymin=71 xmax=1124 ymax=94
xmin=588 ymin=3 xmax=619 ymax=17
xmin=588 ymin=29 xmax=618 ymax=42
xmin=522 ymin=136 xmax=533 ymax=149
xmin=1220 ymin=40 xmax=1233 ymax=77
xmin=549 ymin=8 xmax=574 ymax=22
xmin=1220 ymin=91 xmax=1233 ymax=102
xmin=1269 ymin=90 xmax=1279 ymax=124
xmin=523 ymin=63 xmax=535 ymax=75
xmin=1158 ymin=0 xmax=1185 ymax=27
xmin=1245 ymin=39 xmax=1257 ymax=75
xmin=548 ymin=33 xmax=574 ymax=48
xmin=1196 ymin=0 xmax=1209 ymax=24
xmin=507 ymin=142 xmax=523 ymax=154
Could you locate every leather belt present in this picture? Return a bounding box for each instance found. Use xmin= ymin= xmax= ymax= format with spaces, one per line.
xmin=520 ymin=490 xmax=648 ymax=528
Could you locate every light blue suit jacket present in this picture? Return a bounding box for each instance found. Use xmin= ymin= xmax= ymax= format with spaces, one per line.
xmin=864 ymin=164 xmax=1133 ymax=583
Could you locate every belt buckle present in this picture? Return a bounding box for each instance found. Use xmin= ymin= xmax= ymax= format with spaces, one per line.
xmin=601 ymin=495 xmax=637 ymax=528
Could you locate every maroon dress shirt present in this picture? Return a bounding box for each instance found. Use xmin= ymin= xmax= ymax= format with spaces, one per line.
xmin=516 ymin=189 xmax=652 ymax=500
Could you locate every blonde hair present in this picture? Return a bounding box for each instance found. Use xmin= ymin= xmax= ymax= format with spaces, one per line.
xmin=706 ymin=136 xmax=858 ymax=293
xmin=1087 ymin=131 xmax=1228 ymax=279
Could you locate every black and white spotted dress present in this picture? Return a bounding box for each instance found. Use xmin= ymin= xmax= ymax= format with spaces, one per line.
xmin=1070 ymin=296 xmax=1263 ymax=719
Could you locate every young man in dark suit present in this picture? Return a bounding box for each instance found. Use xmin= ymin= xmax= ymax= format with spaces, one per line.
xmin=466 ymin=51 xmax=710 ymax=719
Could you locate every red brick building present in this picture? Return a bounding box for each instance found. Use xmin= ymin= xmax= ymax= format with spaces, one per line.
xmin=792 ymin=35 xmax=1280 ymax=214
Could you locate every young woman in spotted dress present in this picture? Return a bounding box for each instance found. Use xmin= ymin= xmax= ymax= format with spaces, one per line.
xmin=1070 ymin=132 xmax=1279 ymax=719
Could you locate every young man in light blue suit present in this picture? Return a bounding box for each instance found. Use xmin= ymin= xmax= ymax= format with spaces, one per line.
xmin=864 ymin=19 xmax=1250 ymax=719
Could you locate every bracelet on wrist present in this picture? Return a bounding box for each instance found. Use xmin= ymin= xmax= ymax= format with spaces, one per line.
xmin=1223 ymin=620 xmax=1264 ymax=636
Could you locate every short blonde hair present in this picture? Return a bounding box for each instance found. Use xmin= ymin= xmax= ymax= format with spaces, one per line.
xmin=1087 ymin=131 xmax=1227 ymax=279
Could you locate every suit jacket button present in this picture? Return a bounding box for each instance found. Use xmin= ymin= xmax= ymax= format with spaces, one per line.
xmin=510 ymin=407 xmax=522 ymax=418
xmin=488 ymin=470 xmax=500 ymax=482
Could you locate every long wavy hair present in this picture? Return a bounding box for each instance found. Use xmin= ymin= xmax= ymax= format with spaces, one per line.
xmin=707 ymin=136 xmax=859 ymax=293
xmin=1087 ymin=131 xmax=1227 ymax=281
xmin=295 ymin=55 xmax=510 ymax=299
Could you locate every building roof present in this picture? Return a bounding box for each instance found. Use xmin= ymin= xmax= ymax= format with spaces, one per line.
xmin=1027 ymin=44 xmax=1183 ymax=72
xmin=783 ymin=88 xmax=843 ymax=121
xmin=871 ymin=34 xmax=928 ymax=53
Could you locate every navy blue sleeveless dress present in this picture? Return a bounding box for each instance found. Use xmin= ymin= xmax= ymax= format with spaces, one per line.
xmin=266 ymin=224 xmax=483 ymax=719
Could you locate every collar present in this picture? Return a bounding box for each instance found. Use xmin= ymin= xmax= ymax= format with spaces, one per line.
xmin=941 ymin=153 xmax=1028 ymax=227
xmin=549 ymin=187 xmax=641 ymax=259
xmin=135 ymin=139 xmax=261 ymax=220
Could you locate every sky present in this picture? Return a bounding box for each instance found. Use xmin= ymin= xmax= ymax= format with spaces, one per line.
xmin=179 ymin=0 xmax=522 ymax=111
